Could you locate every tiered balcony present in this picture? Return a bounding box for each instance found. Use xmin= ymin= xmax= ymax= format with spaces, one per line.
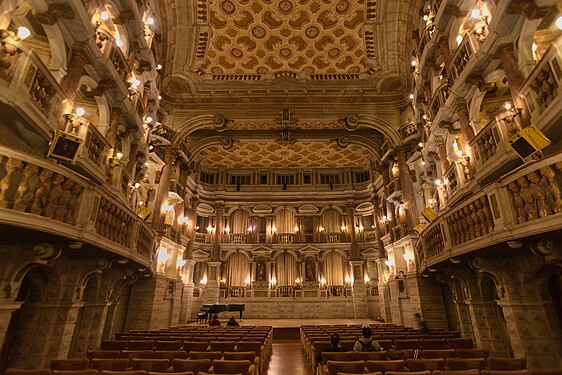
xmin=417 ymin=152 xmax=562 ymax=271
xmin=0 ymin=146 xmax=156 ymax=266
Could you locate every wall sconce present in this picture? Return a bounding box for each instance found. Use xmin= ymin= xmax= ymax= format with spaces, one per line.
xmin=386 ymin=259 xmax=395 ymax=267
xmin=245 ymin=277 xmax=251 ymax=285
xmin=200 ymin=277 xmax=207 ymax=285
xmin=404 ymin=252 xmax=413 ymax=262
xmin=319 ymin=278 xmax=327 ymax=287
xmin=163 ymin=203 xmax=173 ymax=212
xmin=364 ymin=275 xmax=370 ymax=283
xmin=357 ymin=225 xmax=364 ymax=232
xmin=341 ymin=225 xmax=347 ymax=231
xmin=206 ymin=225 xmax=214 ymax=233
xmin=456 ymin=34 xmax=463 ymax=46
xmin=157 ymin=250 xmax=170 ymax=273
xmin=293 ymin=226 xmax=299 ymax=232
xmin=271 ymin=225 xmax=277 ymax=233
xmin=391 ymin=163 xmax=399 ymax=177
xmin=178 ymin=216 xmax=191 ymax=225
xmin=224 ymin=226 xmax=230 ymax=234
xmin=247 ymin=226 xmax=253 ymax=232
xmin=64 ymin=107 xmax=88 ymax=134
xmin=127 ymin=76 xmax=141 ymax=98
xmin=318 ymin=226 xmax=324 ymax=232
xmin=176 ymin=258 xmax=186 ymax=271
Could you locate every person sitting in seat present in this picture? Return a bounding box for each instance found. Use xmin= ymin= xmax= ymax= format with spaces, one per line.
xmin=208 ymin=314 xmax=221 ymax=326
xmin=414 ymin=312 xmax=430 ymax=334
xmin=316 ymin=333 xmax=348 ymax=363
xmin=353 ymin=326 xmax=382 ymax=352
xmin=227 ymin=316 xmax=240 ymax=327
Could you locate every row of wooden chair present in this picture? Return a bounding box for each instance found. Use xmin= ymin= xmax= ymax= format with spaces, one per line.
xmin=100 ymin=340 xmax=264 ymax=353
xmin=334 ymin=371 xmax=561 ymax=375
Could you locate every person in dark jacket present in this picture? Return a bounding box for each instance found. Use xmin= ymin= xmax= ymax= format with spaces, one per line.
xmin=316 ymin=333 xmax=348 ymax=363
xmin=227 ymin=316 xmax=240 ymax=326
xmin=353 ymin=326 xmax=382 ymax=352
xmin=208 ymin=314 xmax=221 ymax=326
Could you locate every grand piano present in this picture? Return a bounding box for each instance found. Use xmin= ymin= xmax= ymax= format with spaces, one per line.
xmin=201 ymin=303 xmax=245 ymax=321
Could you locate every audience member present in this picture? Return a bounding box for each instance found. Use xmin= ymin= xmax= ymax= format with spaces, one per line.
xmin=353 ymin=326 xmax=382 ymax=352
xmin=227 ymin=316 xmax=240 ymax=326
xmin=414 ymin=312 xmax=430 ymax=334
xmin=316 ymin=333 xmax=348 ymax=363
xmin=208 ymin=314 xmax=221 ymax=326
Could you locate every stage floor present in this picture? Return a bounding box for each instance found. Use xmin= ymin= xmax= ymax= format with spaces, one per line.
xmin=189 ymin=318 xmax=382 ymax=328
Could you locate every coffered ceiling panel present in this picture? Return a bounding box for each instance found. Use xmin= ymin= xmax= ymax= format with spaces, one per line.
xmin=202 ymin=0 xmax=367 ymax=79
xmin=195 ymin=141 xmax=371 ymax=169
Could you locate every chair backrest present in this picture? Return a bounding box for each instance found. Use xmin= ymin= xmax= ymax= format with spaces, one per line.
xmin=99 ymin=371 xmax=147 ymax=375
xmin=378 ymin=340 xmax=393 ymax=350
xmin=210 ymin=341 xmax=237 ymax=352
xmin=87 ymin=350 xmax=120 ymax=359
xmin=420 ymin=339 xmax=448 ymax=349
xmin=90 ymin=359 xmax=130 ymax=371
xmin=130 ymin=359 xmax=169 ymax=372
xmin=154 ymin=340 xmax=182 ymax=350
xmin=236 ymin=341 xmax=263 ymax=355
xmin=211 ymin=359 xmax=252 ymax=375
xmin=353 ymin=351 xmax=388 ymax=361
xmin=101 ymin=341 xmax=128 ymax=351
xmin=223 ymin=351 xmax=257 ymax=361
xmin=406 ymin=358 xmax=446 ymax=371
xmin=433 ymin=370 xmax=481 ymax=375
xmin=6 ymin=371 xmax=51 ymax=375
xmin=365 ymin=359 xmax=406 ymax=373
xmin=385 ymin=372 xmax=431 ymax=375
xmin=446 ymin=339 xmax=474 ymax=349
xmin=322 ymin=351 xmax=355 ymax=362
xmin=127 ymin=341 xmax=155 ymax=350
xmin=337 ymin=373 xmax=382 ymax=375
xmin=339 ymin=340 xmax=356 ymax=351
xmin=152 ymin=350 xmax=187 ymax=360
xmin=528 ymin=370 xmax=562 ymax=375
xmin=188 ymin=351 xmax=223 ymax=360
xmin=172 ymin=358 xmax=212 ymax=373
xmin=481 ymin=371 xmax=529 ymax=375
xmin=394 ymin=339 xmax=421 ymax=350
xmin=487 ymin=357 xmax=527 ymax=371
xmin=421 ymin=349 xmax=456 ymax=359
xmin=326 ymin=360 xmax=366 ymax=375
xmin=147 ymin=372 xmax=193 ymax=375
xmin=455 ymin=349 xmax=489 ymax=359
xmin=446 ymin=358 xmax=486 ymax=371
xmin=182 ymin=341 xmax=209 ymax=353
xmin=120 ymin=350 xmax=154 ymax=361
xmin=52 ymin=370 xmax=98 ymax=375
xmin=51 ymin=359 xmax=89 ymax=370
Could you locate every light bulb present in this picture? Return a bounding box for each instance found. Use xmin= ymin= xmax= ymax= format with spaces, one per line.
xmin=532 ymin=43 xmax=537 ymax=52
xmin=115 ymin=36 xmax=123 ymax=47
xmin=470 ymin=8 xmax=481 ymax=19
xmin=435 ymin=179 xmax=441 ymax=186
xmin=456 ymin=150 xmax=463 ymax=157
xmin=411 ymin=59 xmax=417 ymax=67
xmin=293 ymin=226 xmax=299 ymax=232
xmin=456 ymin=35 xmax=463 ymax=45
xmin=115 ymin=152 xmax=123 ymax=159
xmin=158 ymin=95 xmax=162 ymax=100
xmin=409 ymin=93 xmax=414 ymax=100
xmin=146 ymin=116 xmax=153 ymax=123
xmin=423 ymin=15 xmax=428 ymax=21
xmin=503 ymin=102 xmax=512 ymax=110
xmin=556 ymin=16 xmax=562 ymax=30
xmin=163 ymin=203 xmax=173 ymax=212
xmin=147 ymin=17 xmax=154 ymax=25
xmin=75 ymin=107 xmax=86 ymax=116
xmin=100 ymin=11 xmax=109 ymax=21
xmin=134 ymin=182 xmax=140 ymax=188
xmin=156 ymin=64 xmax=162 ymax=70
xmin=17 ymin=26 xmax=31 ymax=40
xmin=418 ymin=142 xmax=423 ymax=148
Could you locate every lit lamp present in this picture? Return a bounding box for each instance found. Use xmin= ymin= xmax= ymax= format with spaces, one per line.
xmin=404 ymin=252 xmax=414 ymax=271
xmin=157 ymin=250 xmax=170 ymax=273
xmin=1 ymin=26 xmax=31 ymax=59
xmin=200 ymin=277 xmax=207 ymax=286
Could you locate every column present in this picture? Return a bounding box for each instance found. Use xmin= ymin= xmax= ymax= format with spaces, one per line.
xmin=496 ymin=44 xmax=531 ymax=127
xmin=372 ymin=196 xmax=386 ymax=258
xmin=378 ymin=162 xmax=397 ymax=233
xmin=436 ymin=139 xmax=450 ymax=174
xmin=152 ymin=147 xmax=175 ymax=232
xmin=184 ymin=198 xmax=198 ymax=260
xmin=60 ymin=45 xmax=88 ymax=104
xmin=204 ymin=262 xmax=221 ymax=304
xmin=347 ymin=202 xmax=359 ymax=260
xmin=211 ymin=202 xmax=223 ymax=261
xmin=455 ymin=102 xmax=476 ymax=172
xmin=70 ymin=302 xmax=111 ymax=358
xmin=438 ymin=37 xmax=452 ymax=73
xmin=396 ymin=147 xmax=418 ymax=230
xmin=375 ymin=258 xmax=392 ymax=322
xmin=350 ymin=260 xmax=368 ymax=318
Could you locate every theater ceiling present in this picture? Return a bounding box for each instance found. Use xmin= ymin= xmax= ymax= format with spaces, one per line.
xmin=156 ymin=0 xmax=419 ymax=169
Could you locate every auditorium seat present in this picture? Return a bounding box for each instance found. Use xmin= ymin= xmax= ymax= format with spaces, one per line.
xmin=52 ymin=370 xmax=99 ymax=375
xmin=187 ymin=351 xmax=223 ymax=360
xmin=181 ymin=341 xmax=209 ymax=353
xmin=210 ymin=341 xmax=237 ymax=352
xmin=5 ymin=370 xmax=51 ymax=375
xmin=487 ymin=358 xmax=527 ymax=371
xmin=147 ymin=372 xmax=193 ymax=375
xmin=51 ymin=359 xmax=89 ymax=370
xmin=89 ymin=359 xmax=130 ymax=371
xmin=322 ymin=351 xmax=355 ymax=362
xmin=127 ymin=341 xmax=155 ymax=350
xmin=87 ymin=350 xmax=121 ymax=359
xmin=101 ymin=341 xmax=128 ymax=351
xmin=446 ymin=358 xmax=486 ymax=371
xmin=152 ymin=350 xmax=188 ymax=360
xmin=432 ymin=371 xmax=480 ymax=375
xmin=99 ymin=371 xmax=147 ymax=375
xmin=223 ymin=351 xmax=259 ymax=369
xmin=421 ymin=349 xmax=456 ymax=359
xmin=406 ymin=358 xmax=445 ymax=371
xmin=171 ymin=358 xmax=212 ymax=374
xmin=154 ymin=340 xmax=182 ymax=350
xmin=324 ymin=360 xmax=366 ymax=375
xmin=420 ymin=339 xmax=448 ymax=349
xmin=211 ymin=359 xmax=255 ymax=375
xmin=130 ymin=359 xmax=169 ymax=372
xmin=120 ymin=350 xmax=154 ymax=361
xmin=456 ymin=349 xmax=489 ymax=359
xmin=336 ymin=373 xmax=382 ymax=375
xmin=481 ymin=371 xmax=529 ymax=375
xmin=365 ymin=359 xmax=406 ymax=373
xmin=378 ymin=340 xmax=393 ymax=350
xmin=384 ymin=372 xmax=431 ymax=375
xmin=447 ymin=339 xmax=474 ymax=349
xmin=353 ymin=351 xmax=388 ymax=361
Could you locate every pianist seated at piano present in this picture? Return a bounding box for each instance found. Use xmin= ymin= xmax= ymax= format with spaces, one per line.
xmin=208 ymin=314 xmax=221 ymax=326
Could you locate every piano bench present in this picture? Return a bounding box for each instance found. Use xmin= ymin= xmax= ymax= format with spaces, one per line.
xmin=197 ymin=312 xmax=206 ymax=324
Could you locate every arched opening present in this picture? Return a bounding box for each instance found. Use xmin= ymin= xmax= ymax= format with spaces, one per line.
xmin=69 ymin=275 xmax=101 ymax=358
xmin=480 ymin=273 xmax=512 ymax=357
xmin=440 ymin=281 xmax=460 ymax=332
xmin=102 ymin=282 xmax=132 ymax=341
xmin=0 ymin=266 xmax=55 ymax=370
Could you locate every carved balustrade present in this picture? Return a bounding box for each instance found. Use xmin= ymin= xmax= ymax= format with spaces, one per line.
xmin=276 ymin=285 xmax=295 ymax=297
xmin=0 ymin=146 xmax=155 ymax=264
xmin=222 ymin=233 xmax=249 ymax=244
xmin=227 ymin=286 xmax=246 ymax=298
xmin=521 ymin=44 xmax=562 ymax=130
xmin=429 ymin=83 xmax=449 ymax=119
xmin=108 ymin=43 xmax=130 ymax=83
xmin=275 ymin=233 xmax=295 ymax=244
xmin=0 ymin=46 xmax=65 ymax=131
xmin=367 ymin=286 xmax=379 ymax=296
xmin=328 ymin=285 xmax=348 ymax=297
xmin=417 ymin=152 xmax=562 ymax=271
xmin=399 ymin=123 xmax=419 ymax=141
xmin=194 ymin=232 xmax=212 ymax=243
xmin=469 ymin=113 xmax=519 ymax=173
xmin=443 ymin=159 xmax=470 ymax=199
xmin=449 ymin=33 xmax=479 ymax=82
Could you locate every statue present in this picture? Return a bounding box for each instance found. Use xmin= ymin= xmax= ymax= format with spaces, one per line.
xmin=305 ymin=257 xmax=316 ymax=281
xmin=256 ymin=258 xmax=266 ymax=281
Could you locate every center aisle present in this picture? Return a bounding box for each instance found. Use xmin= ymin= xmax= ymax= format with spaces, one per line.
xmin=267 ymin=341 xmax=309 ymax=375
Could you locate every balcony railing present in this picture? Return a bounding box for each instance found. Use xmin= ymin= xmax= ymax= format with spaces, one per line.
xmin=0 ymin=146 xmax=156 ymax=265
xmin=449 ymin=33 xmax=479 ymax=83
xmin=417 ymin=152 xmax=562 ymax=271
